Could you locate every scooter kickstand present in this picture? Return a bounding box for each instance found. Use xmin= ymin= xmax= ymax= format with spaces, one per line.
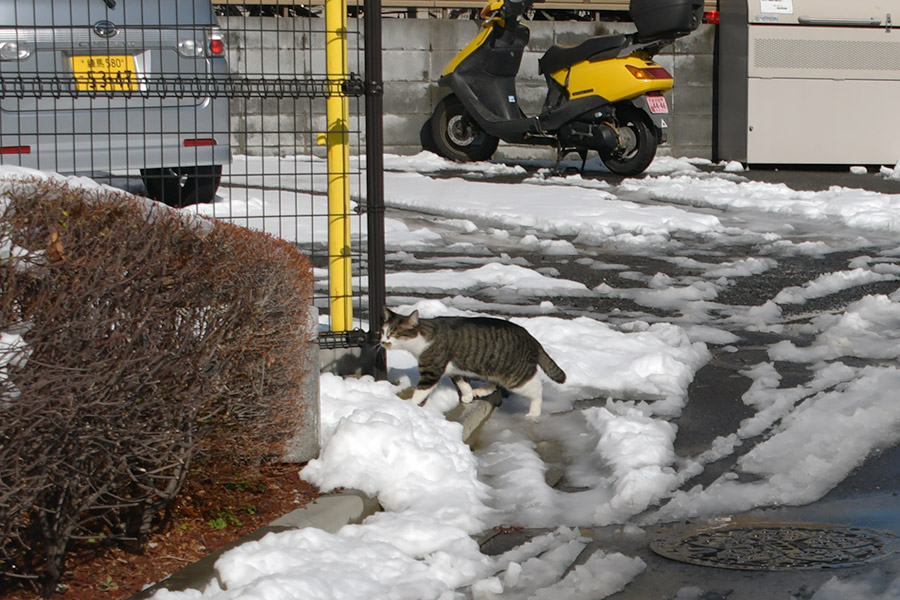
xmin=576 ymin=149 xmax=588 ymax=173
xmin=553 ymin=147 xmax=584 ymax=175
xmin=551 ymin=148 xmax=565 ymax=175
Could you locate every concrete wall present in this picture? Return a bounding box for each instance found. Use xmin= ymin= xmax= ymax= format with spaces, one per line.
xmin=221 ymin=16 xmax=716 ymax=160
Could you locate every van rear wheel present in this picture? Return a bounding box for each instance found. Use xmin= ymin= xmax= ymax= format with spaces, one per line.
xmin=142 ymin=165 xmax=222 ymax=207
xmin=430 ymin=95 xmax=499 ymax=162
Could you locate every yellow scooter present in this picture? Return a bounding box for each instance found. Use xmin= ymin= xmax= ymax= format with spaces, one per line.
xmin=428 ymin=0 xmax=703 ymax=174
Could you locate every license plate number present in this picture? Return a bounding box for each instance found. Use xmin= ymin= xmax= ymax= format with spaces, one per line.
xmin=70 ymin=55 xmax=138 ymax=92
xmin=647 ymin=95 xmax=668 ymax=114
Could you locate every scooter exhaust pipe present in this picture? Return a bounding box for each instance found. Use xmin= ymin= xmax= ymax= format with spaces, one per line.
xmin=558 ymin=120 xmax=621 ymax=154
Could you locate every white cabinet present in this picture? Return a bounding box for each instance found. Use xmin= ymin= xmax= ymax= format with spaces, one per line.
xmin=717 ymin=0 xmax=900 ymax=165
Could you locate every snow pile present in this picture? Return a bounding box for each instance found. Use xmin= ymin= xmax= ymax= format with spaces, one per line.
xmin=653 ymin=365 xmax=900 ymax=521
xmin=772 ymin=268 xmax=898 ymax=305
xmin=303 ymin=374 xmax=490 ymax=533
xmin=384 ymin=170 xmax=724 ymax=247
xmin=473 ymin=527 xmax=646 ymax=600
xmin=383 ymin=152 xmax=527 ymax=178
xmin=152 ymin=374 xmax=655 ymax=600
xmin=813 ymin=571 xmax=900 ymax=600
xmin=520 ymin=316 xmax=710 ymax=414
xmin=477 ymin=404 xmax=680 ymax=530
xmin=620 ymin=173 xmax=900 ymax=235
xmin=385 ymin=263 xmax=592 ymax=298
xmin=879 ymin=160 xmax=900 ymax=181
xmin=770 ymin=291 xmax=900 ymax=362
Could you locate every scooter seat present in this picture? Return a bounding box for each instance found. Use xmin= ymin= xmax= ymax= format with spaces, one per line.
xmin=538 ymin=35 xmax=628 ymax=76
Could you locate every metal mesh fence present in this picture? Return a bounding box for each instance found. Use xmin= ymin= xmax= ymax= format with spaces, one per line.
xmin=0 ymin=0 xmax=380 ymax=360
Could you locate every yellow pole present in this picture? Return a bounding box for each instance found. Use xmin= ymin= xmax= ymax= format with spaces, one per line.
xmin=325 ymin=0 xmax=353 ymax=332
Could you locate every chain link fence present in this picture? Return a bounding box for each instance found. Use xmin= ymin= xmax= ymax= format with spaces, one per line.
xmin=0 ymin=0 xmax=385 ymax=372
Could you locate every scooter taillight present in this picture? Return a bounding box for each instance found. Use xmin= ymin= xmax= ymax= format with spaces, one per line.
xmin=703 ymin=11 xmax=721 ymax=25
xmin=625 ymin=65 xmax=672 ymax=80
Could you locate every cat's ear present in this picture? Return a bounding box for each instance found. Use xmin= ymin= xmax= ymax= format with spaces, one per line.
xmin=406 ymin=310 xmax=420 ymax=327
xmin=383 ymin=306 xmax=394 ymax=321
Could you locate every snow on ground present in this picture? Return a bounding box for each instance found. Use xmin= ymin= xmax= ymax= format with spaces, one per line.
xmin=181 ymin=153 xmax=900 ymax=599
xmin=620 ymin=171 xmax=900 ymax=235
xmin=653 ymin=363 xmax=900 ymax=521
xmin=385 ymin=263 xmax=592 ymax=298
xmin=7 ymin=153 xmax=900 ymax=599
xmin=384 ymin=170 xmax=724 ymax=248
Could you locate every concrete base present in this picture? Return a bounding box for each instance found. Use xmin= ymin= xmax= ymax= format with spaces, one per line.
xmin=280 ymin=341 xmax=321 ymax=464
xmin=319 ymin=345 xmax=366 ymax=376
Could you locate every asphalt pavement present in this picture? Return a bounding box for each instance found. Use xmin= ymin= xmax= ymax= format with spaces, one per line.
xmin=528 ymin=165 xmax=898 ymax=599
xmin=446 ymin=164 xmax=900 ymax=599
xmin=723 ymin=164 xmax=900 ymax=194
xmin=604 ymin=162 xmax=900 ymax=195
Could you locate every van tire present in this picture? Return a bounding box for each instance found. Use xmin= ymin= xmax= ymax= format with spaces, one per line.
xmin=142 ymin=165 xmax=222 ymax=207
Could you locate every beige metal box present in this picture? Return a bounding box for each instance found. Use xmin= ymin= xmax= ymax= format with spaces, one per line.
xmin=717 ymin=0 xmax=900 ymax=165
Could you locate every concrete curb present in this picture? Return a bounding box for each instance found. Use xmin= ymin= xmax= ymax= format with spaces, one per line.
xmin=129 ymin=490 xmax=381 ymax=599
xmin=129 ymin=398 xmax=494 ymax=599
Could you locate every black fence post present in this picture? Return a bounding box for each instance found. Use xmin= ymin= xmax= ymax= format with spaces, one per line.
xmin=365 ymin=0 xmax=387 ymax=380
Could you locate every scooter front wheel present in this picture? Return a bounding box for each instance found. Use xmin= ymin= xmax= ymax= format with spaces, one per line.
xmin=601 ymin=106 xmax=658 ymax=176
xmin=431 ymin=95 xmax=499 ymax=162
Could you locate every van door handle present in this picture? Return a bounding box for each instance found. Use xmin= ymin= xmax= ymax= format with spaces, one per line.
xmin=797 ymin=16 xmax=882 ymax=27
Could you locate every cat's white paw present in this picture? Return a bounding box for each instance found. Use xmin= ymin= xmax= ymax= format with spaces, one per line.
xmin=454 ymin=378 xmax=475 ymax=404
xmin=472 ymin=384 xmax=497 ymax=398
xmin=410 ymin=388 xmax=430 ymax=406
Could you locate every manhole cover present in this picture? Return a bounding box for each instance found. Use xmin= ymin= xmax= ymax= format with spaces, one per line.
xmin=651 ymin=519 xmax=897 ymax=571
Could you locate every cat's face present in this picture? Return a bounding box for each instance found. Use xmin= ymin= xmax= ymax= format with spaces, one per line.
xmin=381 ymin=308 xmax=428 ymax=356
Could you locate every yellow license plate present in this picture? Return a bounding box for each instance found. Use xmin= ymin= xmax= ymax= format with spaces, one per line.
xmin=70 ymin=55 xmax=138 ymax=92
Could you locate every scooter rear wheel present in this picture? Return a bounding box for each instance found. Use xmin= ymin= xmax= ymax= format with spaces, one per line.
xmin=431 ymin=95 xmax=499 ymax=162
xmin=601 ymin=107 xmax=658 ymax=176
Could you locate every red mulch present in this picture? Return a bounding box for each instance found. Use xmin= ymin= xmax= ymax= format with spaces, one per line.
xmin=2 ymin=464 xmax=319 ymax=600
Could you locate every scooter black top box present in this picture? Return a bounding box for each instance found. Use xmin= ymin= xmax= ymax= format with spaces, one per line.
xmin=629 ymin=0 xmax=703 ymax=42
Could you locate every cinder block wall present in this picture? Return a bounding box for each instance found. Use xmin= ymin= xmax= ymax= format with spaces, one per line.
xmin=223 ymin=17 xmax=716 ymax=160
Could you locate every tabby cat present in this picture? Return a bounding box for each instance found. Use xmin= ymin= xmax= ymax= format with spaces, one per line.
xmin=381 ymin=307 xmax=566 ymax=417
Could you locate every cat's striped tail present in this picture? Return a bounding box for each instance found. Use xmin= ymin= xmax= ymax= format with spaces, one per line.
xmin=538 ymin=348 xmax=566 ymax=383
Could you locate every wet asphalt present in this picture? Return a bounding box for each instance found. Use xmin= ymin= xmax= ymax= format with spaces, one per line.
xmin=387 ymin=164 xmax=900 ymax=599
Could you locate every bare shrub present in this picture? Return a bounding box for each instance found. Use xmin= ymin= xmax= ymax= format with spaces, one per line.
xmin=195 ymin=222 xmax=316 ymax=467
xmin=0 ymin=177 xmax=313 ymax=595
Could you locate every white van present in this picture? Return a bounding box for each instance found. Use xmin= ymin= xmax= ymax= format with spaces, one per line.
xmin=0 ymin=0 xmax=230 ymax=206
